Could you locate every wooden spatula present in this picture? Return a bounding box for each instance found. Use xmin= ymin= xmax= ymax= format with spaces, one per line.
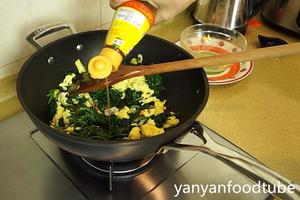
xmin=73 ymin=42 xmax=300 ymax=94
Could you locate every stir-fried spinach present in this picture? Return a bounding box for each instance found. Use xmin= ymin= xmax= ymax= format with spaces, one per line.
xmin=146 ymin=75 xmax=164 ymax=97
xmin=90 ymin=89 xmax=123 ymax=109
xmin=48 ymin=85 xmax=154 ymax=140
xmin=47 ymin=57 xmax=179 ymax=141
xmin=72 ymin=107 xmax=107 ymax=127
xmin=152 ymin=112 xmax=169 ymax=128
xmin=47 ymin=89 xmax=59 ymax=118
xmin=124 ymin=89 xmax=143 ymax=106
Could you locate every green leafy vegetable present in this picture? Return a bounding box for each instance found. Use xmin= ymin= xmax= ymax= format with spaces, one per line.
xmin=146 ymin=74 xmax=164 ymax=96
xmin=47 ymin=89 xmax=60 ymax=118
xmin=72 ymin=107 xmax=107 ymax=127
xmin=124 ymin=88 xmax=142 ymax=106
xmin=90 ymin=89 xmax=123 ymax=109
xmin=152 ymin=112 xmax=169 ymax=128
xmin=72 ymin=125 xmax=107 ymax=140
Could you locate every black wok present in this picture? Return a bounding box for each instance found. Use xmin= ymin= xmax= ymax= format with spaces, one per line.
xmin=17 ymin=26 xmax=209 ymax=162
xmin=16 ymin=23 xmax=300 ymax=199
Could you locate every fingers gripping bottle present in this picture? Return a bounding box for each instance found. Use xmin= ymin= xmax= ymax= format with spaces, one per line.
xmin=88 ymin=1 xmax=156 ymax=79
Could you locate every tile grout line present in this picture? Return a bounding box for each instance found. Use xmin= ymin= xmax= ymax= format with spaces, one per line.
xmin=0 ymin=55 xmax=31 ymax=71
xmin=0 ymin=92 xmax=17 ymax=104
xmin=0 ymin=56 xmax=30 ymax=81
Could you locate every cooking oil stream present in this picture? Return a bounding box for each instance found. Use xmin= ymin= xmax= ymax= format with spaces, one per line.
xmin=106 ymin=77 xmax=111 ymax=131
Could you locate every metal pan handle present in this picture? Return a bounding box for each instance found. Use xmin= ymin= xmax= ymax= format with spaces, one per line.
xmin=26 ymin=22 xmax=76 ymax=49
xmin=162 ymin=121 xmax=300 ymax=200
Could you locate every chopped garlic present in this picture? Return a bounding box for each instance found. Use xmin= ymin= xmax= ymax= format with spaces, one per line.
xmin=104 ymin=107 xmax=119 ymax=116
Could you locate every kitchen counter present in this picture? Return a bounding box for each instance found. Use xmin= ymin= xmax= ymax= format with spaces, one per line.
xmin=1 ymin=6 xmax=300 ymax=188
xmin=152 ymin=13 xmax=300 ymax=186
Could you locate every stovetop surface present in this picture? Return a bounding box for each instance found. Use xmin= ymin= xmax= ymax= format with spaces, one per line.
xmin=0 ymin=113 xmax=272 ymax=200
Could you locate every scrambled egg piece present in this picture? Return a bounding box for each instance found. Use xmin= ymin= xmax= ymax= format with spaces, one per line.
xmin=112 ymin=76 xmax=154 ymax=102
xmin=140 ymin=99 xmax=166 ymax=117
xmin=129 ymin=106 xmax=137 ymax=113
xmin=85 ymin=101 xmax=93 ymax=107
xmin=64 ymin=126 xmax=74 ymax=134
xmin=51 ymin=104 xmax=65 ymax=127
xmin=140 ymin=119 xmax=164 ymax=137
xmin=78 ymin=93 xmax=94 ymax=107
xmin=59 ymin=73 xmax=76 ymax=91
xmin=51 ymin=104 xmax=72 ymax=127
xmin=163 ymin=116 xmax=179 ymax=129
xmin=57 ymin=92 xmax=68 ymax=106
xmin=75 ymin=59 xmax=87 ymax=73
xmin=115 ymin=106 xmax=130 ymax=119
xmin=62 ymin=109 xmax=71 ymax=125
xmin=72 ymin=98 xmax=79 ymax=104
xmin=146 ymin=119 xmax=156 ymax=125
xmin=84 ymin=93 xmax=94 ymax=107
xmin=128 ymin=127 xmax=141 ymax=140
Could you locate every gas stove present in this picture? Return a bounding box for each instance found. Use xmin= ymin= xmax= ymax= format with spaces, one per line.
xmin=0 ymin=113 xmax=272 ymax=199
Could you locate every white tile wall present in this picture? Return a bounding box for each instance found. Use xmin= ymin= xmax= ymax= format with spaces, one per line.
xmin=0 ymin=0 xmax=115 ymax=80
xmin=100 ymin=0 xmax=115 ymax=26
xmin=101 ymin=22 xmax=112 ymax=30
xmin=0 ymin=58 xmax=28 ymax=81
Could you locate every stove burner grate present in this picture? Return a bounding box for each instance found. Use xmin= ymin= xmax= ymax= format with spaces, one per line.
xmin=67 ymin=154 xmax=160 ymax=191
xmin=81 ymin=154 xmax=157 ymax=176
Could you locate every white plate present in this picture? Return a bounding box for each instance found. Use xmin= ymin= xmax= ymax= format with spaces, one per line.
xmin=175 ymin=41 xmax=254 ymax=85
xmin=206 ymin=61 xmax=254 ymax=85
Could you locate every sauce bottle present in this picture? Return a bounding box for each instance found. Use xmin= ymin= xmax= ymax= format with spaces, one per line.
xmin=88 ymin=1 xmax=156 ymax=79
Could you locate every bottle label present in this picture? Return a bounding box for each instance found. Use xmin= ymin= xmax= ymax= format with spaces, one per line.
xmin=105 ymin=6 xmax=151 ymax=55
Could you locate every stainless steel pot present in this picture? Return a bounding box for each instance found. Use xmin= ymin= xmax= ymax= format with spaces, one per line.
xmin=193 ymin=0 xmax=268 ymax=34
xmin=261 ymin=0 xmax=300 ymax=36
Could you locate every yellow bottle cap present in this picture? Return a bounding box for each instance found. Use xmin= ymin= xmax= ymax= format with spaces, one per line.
xmin=88 ymin=47 xmax=123 ymax=79
xmin=99 ymin=47 xmax=123 ymax=72
xmin=88 ymin=55 xmax=113 ymax=79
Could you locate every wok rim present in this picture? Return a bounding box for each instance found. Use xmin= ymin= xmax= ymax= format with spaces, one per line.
xmin=17 ymin=30 xmax=209 ymax=146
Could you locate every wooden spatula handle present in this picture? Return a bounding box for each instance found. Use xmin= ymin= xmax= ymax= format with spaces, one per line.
xmin=76 ymin=43 xmax=300 ymax=94
xmin=139 ymin=42 xmax=300 ymax=76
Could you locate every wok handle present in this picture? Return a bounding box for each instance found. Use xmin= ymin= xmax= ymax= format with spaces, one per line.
xmin=162 ymin=122 xmax=300 ymax=200
xmin=26 ymin=23 xmax=76 ymax=49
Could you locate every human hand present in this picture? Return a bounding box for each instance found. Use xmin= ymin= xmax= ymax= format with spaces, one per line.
xmin=110 ymin=0 xmax=196 ymax=24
